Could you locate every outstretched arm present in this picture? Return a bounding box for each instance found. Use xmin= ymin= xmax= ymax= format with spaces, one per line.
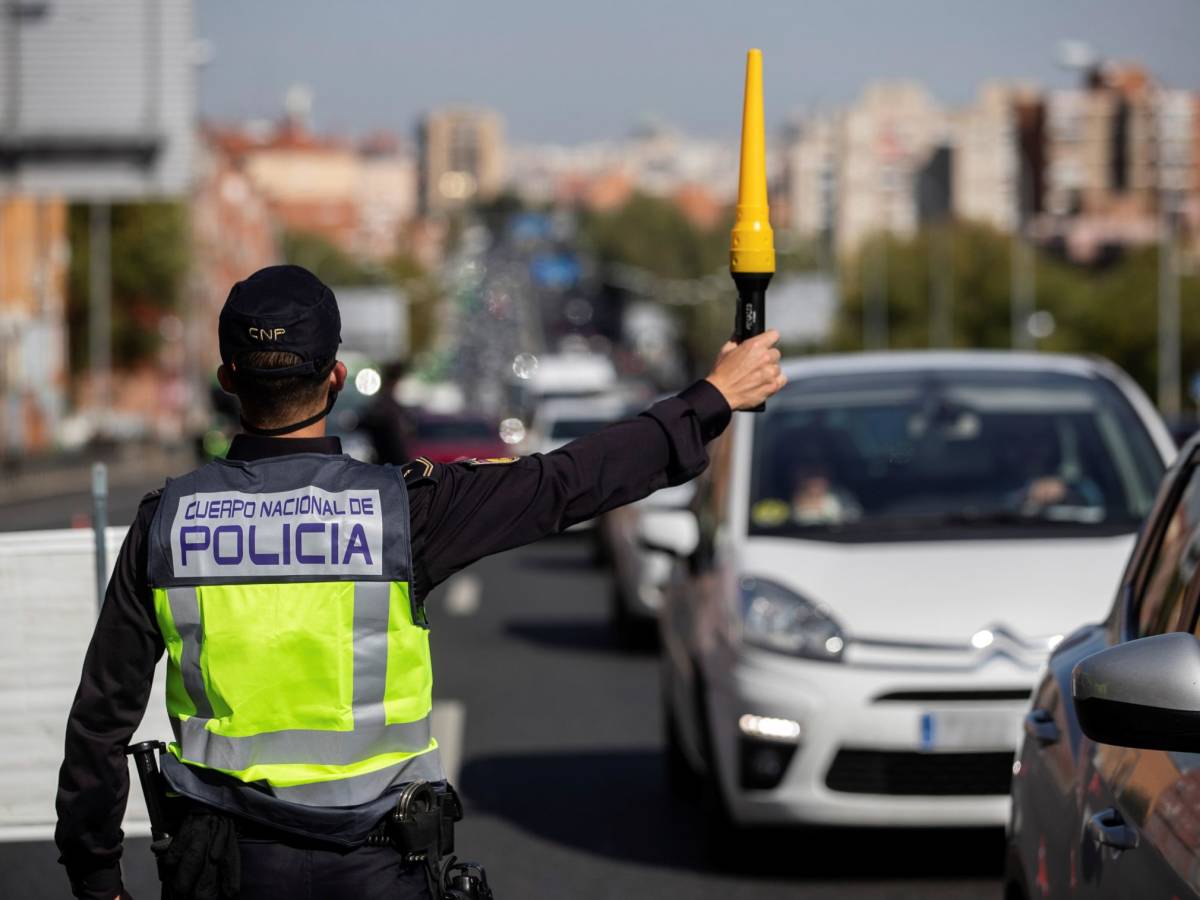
xmin=408 ymin=331 xmax=785 ymax=596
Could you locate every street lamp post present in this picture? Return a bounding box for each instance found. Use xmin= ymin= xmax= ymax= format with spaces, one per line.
xmin=1010 ymin=140 xmax=1037 ymax=351
xmin=1158 ymin=193 xmax=1181 ymax=417
xmin=1156 ymin=89 xmax=1187 ymax=419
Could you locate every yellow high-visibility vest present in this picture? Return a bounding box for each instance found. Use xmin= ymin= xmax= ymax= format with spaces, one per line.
xmin=147 ymin=453 xmax=440 ymax=806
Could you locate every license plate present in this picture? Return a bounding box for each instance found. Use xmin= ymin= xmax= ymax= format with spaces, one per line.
xmin=919 ymin=709 xmax=1017 ymax=751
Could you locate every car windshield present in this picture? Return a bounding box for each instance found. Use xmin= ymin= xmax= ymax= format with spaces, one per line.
xmin=549 ymin=418 xmax=610 ymax=440
xmin=748 ymin=368 xmax=1165 ymax=540
xmin=419 ymin=418 xmax=496 ymax=441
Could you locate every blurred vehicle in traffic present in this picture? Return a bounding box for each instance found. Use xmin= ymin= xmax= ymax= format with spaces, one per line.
xmin=520 ymin=352 xmax=618 ymax=403
xmin=412 ymin=411 xmax=508 ymax=463
xmin=523 ymin=395 xmax=626 ymax=456
xmin=599 ymin=480 xmax=694 ymax=643
xmin=651 ymin=352 xmax=1174 ymax=836
xmin=1007 ymin=432 xmax=1200 ymax=899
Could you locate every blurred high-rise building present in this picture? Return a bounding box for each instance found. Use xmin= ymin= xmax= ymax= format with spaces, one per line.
xmin=837 ymin=82 xmax=948 ymax=254
xmin=783 ymin=115 xmax=840 ymax=246
xmin=418 ymin=108 xmax=506 ymax=216
xmin=951 ymin=84 xmax=1027 ymax=233
xmin=1042 ymin=64 xmax=1162 ymax=259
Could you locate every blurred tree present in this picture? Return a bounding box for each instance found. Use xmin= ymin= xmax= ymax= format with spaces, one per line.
xmin=829 ymin=221 xmax=1200 ymax=403
xmin=281 ymin=230 xmax=387 ymax=286
xmin=580 ymin=193 xmax=737 ymax=376
xmin=67 ymin=202 xmax=190 ymax=372
xmin=387 ymin=252 xmax=443 ymax=360
xmin=580 ymin=192 xmax=728 ymax=280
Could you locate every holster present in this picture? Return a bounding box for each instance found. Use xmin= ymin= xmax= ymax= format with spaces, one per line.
xmin=367 ymin=781 xmax=464 ymax=862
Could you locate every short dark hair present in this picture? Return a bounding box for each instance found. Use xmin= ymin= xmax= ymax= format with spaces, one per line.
xmin=232 ymin=351 xmax=335 ymax=428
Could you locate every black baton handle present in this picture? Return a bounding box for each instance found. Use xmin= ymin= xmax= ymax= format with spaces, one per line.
xmin=126 ymin=740 xmax=170 ymax=842
xmin=731 ymin=272 xmax=772 ymax=413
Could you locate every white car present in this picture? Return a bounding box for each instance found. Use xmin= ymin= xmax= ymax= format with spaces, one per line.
xmin=649 ymin=352 xmax=1174 ymax=832
xmin=523 ymin=395 xmax=628 ymax=532
xmin=598 ymin=481 xmax=694 ymax=641
xmin=524 ymin=395 xmax=627 ymax=457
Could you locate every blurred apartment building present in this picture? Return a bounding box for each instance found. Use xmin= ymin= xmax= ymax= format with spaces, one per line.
xmin=208 ymin=92 xmax=417 ymax=263
xmin=188 ymin=133 xmax=281 ymax=374
xmin=418 ymin=108 xmax=506 ymax=216
xmin=834 ymin=82 xmax=948 ymax=253
xmin=784 ymin=65 xmax=1200 ymax=263
xmin=0 ymin=197 xmax=69 ymax=457
xmin=1039 ymin=65 xmax=1189 ymax=261
xmin=507 ymin=120 xmax=741 ymax=229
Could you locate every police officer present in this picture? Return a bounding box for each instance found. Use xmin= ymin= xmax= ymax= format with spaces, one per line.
xmin=55 ymin=265 xmax=786 ymax=900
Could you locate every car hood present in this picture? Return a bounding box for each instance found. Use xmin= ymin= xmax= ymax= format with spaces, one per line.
xmin=739 ymin=535 xmax=1135 ymax=645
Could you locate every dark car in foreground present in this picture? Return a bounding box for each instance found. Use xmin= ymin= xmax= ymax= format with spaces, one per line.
xmin=1007 ymin=433 xmax=1200 ymax=898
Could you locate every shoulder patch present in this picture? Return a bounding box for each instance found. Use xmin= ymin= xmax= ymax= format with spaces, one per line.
xmin=401 ymin=457 xmax=437 ymax=484
xmin=459 ymin=457 xmax=519 ymax=467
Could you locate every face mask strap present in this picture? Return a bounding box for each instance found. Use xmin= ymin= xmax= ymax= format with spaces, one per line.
xmin=240 ymin=390 xmax=338 ymax=437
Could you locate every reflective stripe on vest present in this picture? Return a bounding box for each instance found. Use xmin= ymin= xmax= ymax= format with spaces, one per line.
xmin=147 ymin=455 xmax=440 ymax=806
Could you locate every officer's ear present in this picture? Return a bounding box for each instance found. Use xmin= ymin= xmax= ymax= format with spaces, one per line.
xmin=330 ymin=361 xmax=348 ymax=393
xmin=217 ymin=364 xmax=237 ymax=395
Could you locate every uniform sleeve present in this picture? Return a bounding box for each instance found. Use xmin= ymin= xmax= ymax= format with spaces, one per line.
xmin=407 ymin=380 xmax=730 ymax=596
xmin=55 ymin=494 xmax=166 ymax=900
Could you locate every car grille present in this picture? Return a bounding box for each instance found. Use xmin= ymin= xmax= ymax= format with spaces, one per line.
xmin=825 ymin=749 xmax=1014 ymax=796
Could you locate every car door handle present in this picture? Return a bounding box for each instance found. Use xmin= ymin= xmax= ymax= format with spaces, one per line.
xmin=1024 ymin=708 xmax=1060 ymax=746
xmin=1088 ymin=808 xmax=1139 ymax=852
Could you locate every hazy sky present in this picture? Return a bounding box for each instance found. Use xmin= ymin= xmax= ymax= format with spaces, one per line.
xmin=197 ymin=0 xmax=1200 ymax=143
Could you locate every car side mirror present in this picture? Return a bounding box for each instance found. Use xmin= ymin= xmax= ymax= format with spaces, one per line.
xmin=1072 ymin=632 xmax=1200 ymax=753
xmin=638 ymin=509 xmax=700 ymax=558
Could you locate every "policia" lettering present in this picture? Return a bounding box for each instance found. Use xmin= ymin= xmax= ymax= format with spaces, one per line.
xmin=184 ymin=495 xmax=375 ymax=520
xmin=179 ymin=522 xmax=373 ymax=567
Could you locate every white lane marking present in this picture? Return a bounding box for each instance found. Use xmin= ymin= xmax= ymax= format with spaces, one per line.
xmin=443 ymin=574 xmax=481 ymax=617
xmin=432 ymin=699 xmax=465 ymax=786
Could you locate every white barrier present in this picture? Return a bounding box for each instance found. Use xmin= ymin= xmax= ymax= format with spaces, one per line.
xmin=0 ymin=527 xmax=171 ymax=841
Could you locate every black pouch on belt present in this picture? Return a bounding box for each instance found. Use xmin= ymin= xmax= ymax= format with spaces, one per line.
xmin=159 ymin=811 xmax=242 ymax=900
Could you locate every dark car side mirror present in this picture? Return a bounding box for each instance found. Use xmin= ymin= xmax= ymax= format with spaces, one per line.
xmin=1072 ymin=632 xmax=1200 ymax=753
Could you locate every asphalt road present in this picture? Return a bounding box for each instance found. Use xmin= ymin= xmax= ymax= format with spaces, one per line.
xmin=2 ymin=523 xmax=1002 ymax=898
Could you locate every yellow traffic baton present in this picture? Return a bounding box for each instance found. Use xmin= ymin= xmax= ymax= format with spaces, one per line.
xmin=730 ymin=48 xmax=776 ymax=411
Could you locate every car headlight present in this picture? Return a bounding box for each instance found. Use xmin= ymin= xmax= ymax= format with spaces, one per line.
xmin=738 ymin=576 xmax=845 ymax=662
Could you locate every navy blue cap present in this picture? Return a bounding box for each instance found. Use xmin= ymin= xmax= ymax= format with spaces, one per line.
xmin=218 ymin=265 xmax=342 ymax=377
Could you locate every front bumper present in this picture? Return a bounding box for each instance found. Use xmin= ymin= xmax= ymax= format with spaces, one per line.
xmin=707 ymin=644 xmax=1036 ymax=828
